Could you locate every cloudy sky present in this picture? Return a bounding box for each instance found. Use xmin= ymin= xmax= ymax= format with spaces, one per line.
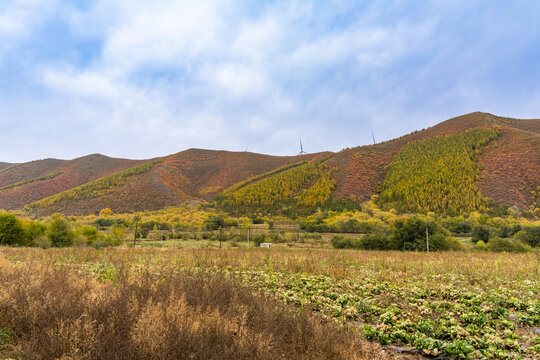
xmin=1 ymin=1 xmax=540 ymax=162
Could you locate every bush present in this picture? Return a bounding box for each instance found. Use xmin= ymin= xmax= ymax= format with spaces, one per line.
xmin=443 ymin=217 xmax=473 ymax=236
xmin=513 ymin=226 xmax=540 ymax=247
xmin=77 ymin=225 xmax=99 ymax=245
xmin=34 ymin=236 xmax=51 ymax=249
xmin=474 ymin=240 xmax=488 ymax=251
xmin=47 ymin=214 xmax=75 ymax=247
xmin=108 ymin=224 xmax=127 ymax=245
xmin=204 ymin=216 xmax=225 ymax=230
xmin=498 ymin=225 xmax=512 ymax=238
xmin=93 ymin=218 xmax=115 ymax=228
xmin=358 ymin=233 xmax=389 ymax=250
xmin=330 ymin=236 xmax=361 ymax=249
xmin=22 ymin=220 xmax=46 ymax=246
xmin=252 ymin=234 xmax=269 ymax=246
xmin=487 ymin=237 xmax=532 ymax=253
xmin=471 ymin=225 xmax=491 ymax=243
xmin=0 ymin=213 xmax=26 ymax=246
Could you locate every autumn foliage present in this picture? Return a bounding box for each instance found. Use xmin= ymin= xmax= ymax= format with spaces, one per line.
xmin=378 ymin=128 xmax=500 ymax=213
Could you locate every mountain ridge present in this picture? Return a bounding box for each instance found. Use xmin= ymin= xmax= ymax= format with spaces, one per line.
xmin=1 ymin=112 xmax=538 ymax=215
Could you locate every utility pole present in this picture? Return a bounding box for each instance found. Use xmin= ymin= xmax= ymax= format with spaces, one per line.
xmin=426 ymin=227 xmax=430 ymax=253
xmin=219 ymin=227 xmax=223 ymax=249
xmin=247 ymin=225 xmax=250 ymax=246
xmin=133 ymin=219 xmax=139 ymax=247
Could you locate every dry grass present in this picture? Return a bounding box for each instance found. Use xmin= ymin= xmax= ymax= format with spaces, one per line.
xmin=0 ymin=252 xmax=402 ymax=360
xmin=1 ymin=247 xmax=536 ymax=359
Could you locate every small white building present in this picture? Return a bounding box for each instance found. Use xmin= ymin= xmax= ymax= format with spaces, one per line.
xmin=260 ymin=243 xmax=273 ymax=248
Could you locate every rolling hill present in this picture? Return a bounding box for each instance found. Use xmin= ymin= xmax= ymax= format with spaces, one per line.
xmin=5 ymin=150 xmax=328 ymax=215
xmin=0 ymin=162 xmax=12 ymax=171
xmin=1 ymin=112 xmax=538 ymax=215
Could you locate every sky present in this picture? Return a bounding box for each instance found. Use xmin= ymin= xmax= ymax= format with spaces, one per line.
xmin=1 ymin=0 xmax=540 ymax=162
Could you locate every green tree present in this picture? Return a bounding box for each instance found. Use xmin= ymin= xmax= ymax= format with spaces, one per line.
xmin=388 ymin=216 xmax=455 ymax=251
xmin=471 ymin=225 xmax=491 ymax=243
xmin=513 ymin=226 xmax=540 ymax=247
xmin=22 ymin=220 xmax=46 ymax=246
xmin=47 ymin=214 xmax=75 ymax=247
xmin=78 ymin=225 xmax=99 ymax=245
xmin=109 ymin=224 xmax=126 ymax=245
xmin=0 ymin=213 xmax=26 ymax=246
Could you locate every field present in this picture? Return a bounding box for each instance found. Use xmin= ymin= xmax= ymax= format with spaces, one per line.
xmin=0 ymin=246 xmax=538 ymax=359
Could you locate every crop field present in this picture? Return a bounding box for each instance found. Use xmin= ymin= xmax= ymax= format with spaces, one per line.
xmin=0 ymin=247 xmax=538 ymax=359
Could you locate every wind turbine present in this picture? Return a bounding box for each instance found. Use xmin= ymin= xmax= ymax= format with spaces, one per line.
xmin=298 ymin=138 xmax=307 ymax=155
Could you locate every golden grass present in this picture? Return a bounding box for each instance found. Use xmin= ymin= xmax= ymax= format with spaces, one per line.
xmin=0 ymin=248 xmax=411 ymax=360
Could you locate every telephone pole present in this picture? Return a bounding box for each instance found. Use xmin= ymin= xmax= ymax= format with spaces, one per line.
xmin=426 ymin=227 xmax=430 ymax=253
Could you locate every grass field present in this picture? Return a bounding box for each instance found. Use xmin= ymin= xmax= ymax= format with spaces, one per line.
xmin=0 ymin=247 xmax=538 ymax=359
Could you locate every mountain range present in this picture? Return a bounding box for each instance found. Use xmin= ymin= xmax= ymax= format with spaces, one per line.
xmin=1 ymin=112 xmax=538 ymax=215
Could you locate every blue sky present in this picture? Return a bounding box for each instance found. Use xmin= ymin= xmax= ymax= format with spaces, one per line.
xmin=1 ymin=0 xmax=540 ymax=162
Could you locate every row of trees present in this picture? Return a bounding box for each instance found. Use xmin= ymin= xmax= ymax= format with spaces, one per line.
xmin=330 ymin=215 xmax=539 ymax=252
xmin=0 ymin=213 xmax=126 ymax=248
xmin=331 ymin=216 xmax=462 ymax=251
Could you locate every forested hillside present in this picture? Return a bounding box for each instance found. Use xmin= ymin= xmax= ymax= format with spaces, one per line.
xmin=217 ymin=160 xmax=335 ymax=210
xmin=378 ymin=128 xmax=499 ymax=213
xmin=326 ymin=112 xmax=539 ymax=212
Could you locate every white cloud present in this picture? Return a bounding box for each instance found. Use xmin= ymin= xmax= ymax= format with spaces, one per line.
xmin=93 ymin=0 xmax=228 ymax=72
xmin=42 ymin=68 xmax=120 ymax=99
xmin=199 ymin=63 xmax=269 ymax=98
xmin=0 ymin=0 xmax=56 ymax=37
xmin=0 ymin=0 xmax=58 ymax=63
xmin=287 ymin=20 xmax=435 ymax=69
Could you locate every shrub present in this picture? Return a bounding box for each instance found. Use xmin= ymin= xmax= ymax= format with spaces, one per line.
xmin=487 ymin=237 xmax=532 ymax=253
xmin=513 ymin=226 xmax=540 ymax=247
xmin=33 ymin=235 xmax=51 ymax=248
xmin=330 ymin=236 xmax=361 ymax=249
xmin=78 ymin=225 xmax=99 ymax=245
xmin=474 ymin=240 xmax=489 ymax=251
xmin=443 ymin=217 xmax=473 ymax=236
xmin=109 ymin=224 xmax=127 ymax=245
xmin=22 ymin=220 xmax=46 ymax=246
xmin=0 ymin=262 xmax=372 ymax=360
xmin=358 ymin=233 xmax=389 ymax=250
xmin=47 ymin=214 xmax=75 ymax=247
xmin=0 ymin=213 xmax=26 ymax=246
xmin=204 ymin=216 xmax=225 ymax=230
xmin=471 ymin=225 xmax=491 ymax=243
xmin=252 ymin=234 xmax=269 ymax=246
xmin=498 ymin=225 xmax=512 ymax=238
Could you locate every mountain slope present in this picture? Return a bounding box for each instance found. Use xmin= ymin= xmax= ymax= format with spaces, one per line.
xmin=0 ymin=154 xmax=143 ymax=210
xmin=325 ymin=112 xmax=539 ymax=211
xmin=21 ymin=150 xmax=329 ymax=215
xmin=0 ymin=162 xmax=12 ymax=171
xmin=2 ymin=112 xmax=538 ymax=215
